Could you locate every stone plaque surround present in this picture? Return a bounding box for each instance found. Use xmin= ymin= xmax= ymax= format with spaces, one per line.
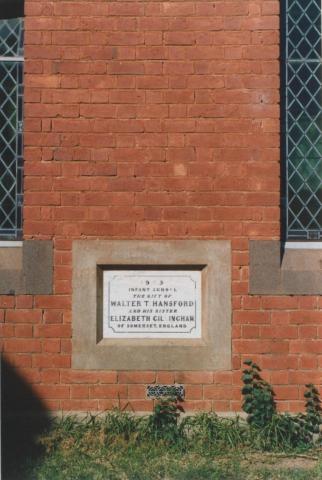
xmin=72 ymin=240 xmax=231 ymax=370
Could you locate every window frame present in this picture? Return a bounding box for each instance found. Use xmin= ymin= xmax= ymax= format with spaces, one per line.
xmin=0 ymin=17 xmax=24 ymax=240
xmin=282 ymin=0 xmax=322 ymax=241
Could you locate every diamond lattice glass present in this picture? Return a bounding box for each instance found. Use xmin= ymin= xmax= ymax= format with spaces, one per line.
xmin=285 ymin=0 xmax=322 ymax=239
xmin=0 ymin=18 xmax=23 ymax=238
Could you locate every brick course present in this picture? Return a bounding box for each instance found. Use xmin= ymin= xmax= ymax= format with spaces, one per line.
xmin=2 ymin=0 xmax=321 ymax=413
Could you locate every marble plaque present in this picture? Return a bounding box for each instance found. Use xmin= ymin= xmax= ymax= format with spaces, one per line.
xmin=103 ymin=270 xmax=202 ymax=339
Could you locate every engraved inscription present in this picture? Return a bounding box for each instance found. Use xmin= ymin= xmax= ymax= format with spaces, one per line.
xmin=103 ymin=270 xmax=202 ymax=339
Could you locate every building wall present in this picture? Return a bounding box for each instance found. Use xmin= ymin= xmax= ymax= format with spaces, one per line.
xmin=2 ymin=0 xmax=321 ymax=413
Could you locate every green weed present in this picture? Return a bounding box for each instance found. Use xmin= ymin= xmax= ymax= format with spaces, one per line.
xmin=242 ymin=360 xmax=322 ymax=451
xmin=5 ymin=360 xmax=322 ymax=479
xmin=242 ymin=359 xmax=276 ymax=428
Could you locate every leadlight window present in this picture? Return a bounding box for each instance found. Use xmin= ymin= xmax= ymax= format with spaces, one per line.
xmin=283 ymin=0 xmax=322 ymax=239
xmin=0 ymin=18 xmax=23 ymax=239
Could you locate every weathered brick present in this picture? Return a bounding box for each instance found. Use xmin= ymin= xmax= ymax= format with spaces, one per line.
xmin=175 ymin=372 xmax=213 ymax=384
xmin=2 ymin=0 xmax=316 ymax=416
xmin=118 ymin=372 xmax=156 ymax=384
xmin=89 ymin=385 xmax=128 ymax=399
xmin=4 ymin=339 xmax=42 ymax=353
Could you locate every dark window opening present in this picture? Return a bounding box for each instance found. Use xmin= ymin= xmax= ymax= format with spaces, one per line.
xmin=283 ymin=0 xmax=322 ymax=240
xmin=0 ymin=17 xmax=23 ymax=239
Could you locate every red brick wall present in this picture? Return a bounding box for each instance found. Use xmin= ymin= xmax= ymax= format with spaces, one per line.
xmin=2 ymin=0 xmax=321 ymax=413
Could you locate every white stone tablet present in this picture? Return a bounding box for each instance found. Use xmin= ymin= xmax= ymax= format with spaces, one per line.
xmin=103 ymin=270 xmax=202 ymax=339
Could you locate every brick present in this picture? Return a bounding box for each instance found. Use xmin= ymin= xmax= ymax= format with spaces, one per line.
xmin=26 ymin=75 xmax=60 ymax=88
xmin=242 ymin=325 xmax=260 ymax=339
xmin=118 ymin=371 xmax=156 ymax=384
xmin=0 ymin=297 xmax=15 ymax=308
xmin=234 ymin=311 xmax=270 ymax=324
xmin=262 ymin=2 xmax=280 ymax=15
xmin=14 ymin=325 xmax=33 ymax=337
xmin=34 ymin=324 xmax=71 ymax=338
xmin=15 ymin=296 xmax=33 ymax=309
xmin=34 ymin=296 xmax=71 ymax=309
xmin=234 ymin=340 xmax=289 ymax=354
xmin=242 ymin=297 xmax=261 ymax=310
xmin=121 ymin=400 xmax=153 ymax=412
xmin=0 ymin=324 xmax=14 ymax=337
xmin=261 ymin=356 xmax=298 ymax=370
xmin=3 ymin=353 xmax=32 ymax=368
xmin=156 ymin=372 xmax=175 ymax=384
xmin=175 ymin=372 xmax=213 ymax=384
xmin=15 ymin=0 xmax=319 ymax=416
xmin=20 ymin=368 xmax=41 ymax=383
xmin=108 ymin=3 xmax=144 ymax=16
xmin=298 ymin=297 xmax=317 ymax=309
xmin=204 ymin=386 xmax=235 ymax=400
xmin=89 ymin=385 xmax=128 ymax=399
xmin=43 ymin=310 xmax=64 ymax=324
xmin=262 ymin=297 xmax=298 ymax=310
xmin=43 ymin=339 xmax=61 ymax=353
xmin=274 ymin=386 xmax=299 ymax=401
xmin=61 ymin=371 xmax=116 ymax=384
xmin=270 ymin=312 xmax=291 ymax=325
xmin=40 ymin=369 xmax=60 ymax=384
xmin=128 ymin=385 xmax=146 ymax=399
xmin=162 ymin=2 xmax=195 ymax=16
xmin=299 ymin=356 xmax=318 ymax=370
xmin=182 ymin=401 xmax=212 ymax=411
xmin=289 ymin=371 xmax=321 ymax=385
xmin=4 ymin=339 xmax=42 ymax=353
xmin=185 ymin=385 xmax=203 ymax=400
xmin=71 ymin=386 xmax=89 ymax=399
xmin=61 ymin=400 xmax=98 ymax=410
xmin=32 ymin=354 xmax=71 ymax=369
xmin=299 ymin=326 xmax=317 ymax=338
xmin=212 ymin=400 xmax=231 ymax=411
xmin=270 ymin=371 xmax=289 ymax=385
xmin=260 ymin=326 xmax=298 ymax=339
xmin=290 ymin=341 xmax=322 ymax=354
xmin=290 ymin=311 xmax=322 ymax=325
xmin=288 ymin=401 xmax=305 ymax=413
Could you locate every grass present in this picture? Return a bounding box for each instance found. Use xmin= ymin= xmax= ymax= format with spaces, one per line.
xmin=26 ymin=442 xmax=322 ymax=480
xmin=4 ymin=411 xmax=322 ymax=480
